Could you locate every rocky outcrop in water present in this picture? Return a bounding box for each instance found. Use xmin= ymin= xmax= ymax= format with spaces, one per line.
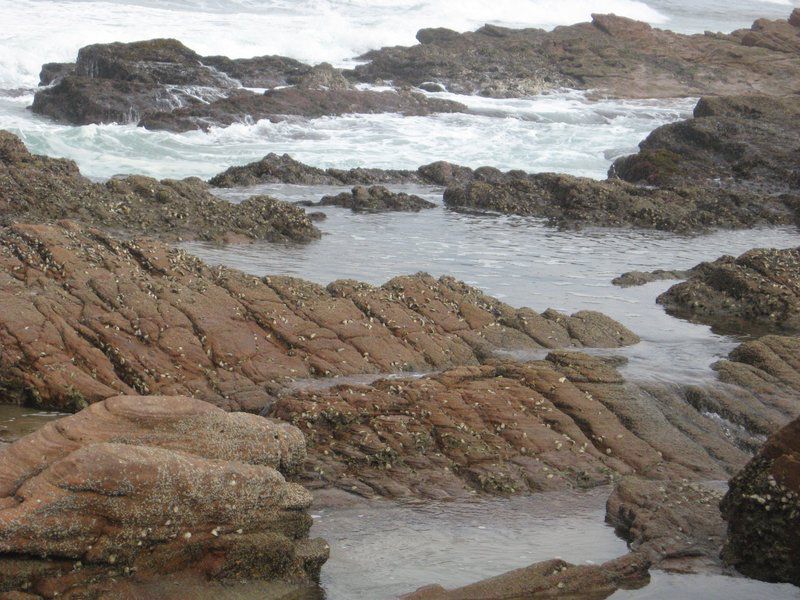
xmin=208 ymin=153 xmax=498 ymax=188
xmin=353 ymin=12 xmax=800 ymax=99
xmin=612 ymin=270 xmax=689 ymax=287
xmin=607 ymin=477 xmax=727 ymax=573
xmin=0 ymin=221 xmax=638 ymax=412
xmin=318 ymin=186 xmax=436 ymax=212
xmin=402 ymin=554 xmax=649 ymax=599
xmin=31 ymin=39 xmax=466 ymax=131
xmin=0 ymin=130 xmax=318 ymax=243
xmin=442 ymin=173 xmax=793 ymax=233
xmin=0 ymin=394 xmax=327 ymax=598
xmin=443 ymin=94 xmax=800 ymax=232
xmin=610 ymin=95 xmax=800 ymax=196
xmin=658 ymin=246 xmax=800 ymax=334
xmin=720 ymin=415 xmax=800 ymax=585
xmin=271 ymin=353 xmax=759 ymax=499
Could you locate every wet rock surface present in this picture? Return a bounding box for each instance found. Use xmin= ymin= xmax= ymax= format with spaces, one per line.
xmin=443 ymin=94 xmax=800 ymax=232
xmin=318 ymin=186 xmax=436 ymax=212
xmin=31 ymin=39 xmax=466 ymax=131
xmin=606 ymin=477 xmax=727 ymax=573
xmin=0 ymin=221 xmax=637 ymax=411
xmin=612 ymin=270 xmax=689 ymax=287
xmin=610 ymin=95 xmax=800 ymax=196
xmin=442 ymin=172 xmax=793 ymax=233
xmin=0 ymin=131 xmax=319 ymax=243
xmin=271 ymin=355 xmax=756 ymax=500
xmin=353 ymin=12 xmax=800 ymax=99
xmin=721 ymin=415 xmax=800 ymax=585
xmin=138 ymin=86 xmax=465 ymax=133
xmin=0 ymin=395 xmax=327 ymax=598
xmin=658 ymin=246 xmax=800 ymax=334
xmin=209 ymin=154 xmax=488 ymax=188
xmin=401 ymin=554 xmax=649 ymax=599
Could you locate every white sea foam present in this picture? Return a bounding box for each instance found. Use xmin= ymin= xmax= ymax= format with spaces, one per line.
xmin=0 ymin=90 xmax=696 ymax=180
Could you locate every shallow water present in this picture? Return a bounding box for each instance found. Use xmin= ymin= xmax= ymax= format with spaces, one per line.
xmin=313 ymin=488 xmax=628 ymax=599
xmin=186 ymin=185 xmax=800 ymax=385
xmin=611 ymin=571 xmax=800 ymax=599
xmin=0 ymin=404 xmax=65 ymax=443
xmin=312 ymin=488 xmax=800 ymax=599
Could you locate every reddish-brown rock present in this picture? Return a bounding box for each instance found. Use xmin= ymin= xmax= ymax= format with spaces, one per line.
xmin=401 ymin=554 xmax=650 ymax=599
xmin=0 ymin=221 xmax=638 ymax=412
xmin=272 ymin=357 xmax=754 ymax=499
xmin=0 ymin=395 xmax=327 ymax=598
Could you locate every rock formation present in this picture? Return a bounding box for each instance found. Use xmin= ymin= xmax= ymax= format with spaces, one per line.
xmin=271 ymin=355 xmax=757 ymax=499
xmin=610 ymin=95 xmax=800 ymax=195
xmin=31 ymin=40 xmax=466 ymax=131
xmin=658 ymin=247 xmax=800 ymax=334
xmin=317 ymin=186 xmax=436 ymax=212
xmin=0 ymin=221 xmax=638 ymax=412
xmin=443 ymin=94 xmax=800 ymax=232
xmin=353 ymin=12 xmax=800 ymax=99
xmin=0 ymin=131 xmax=319 ymax=243
xmin=442 ymin=174 xmax=790 ymax=232
xmin=721 ymin=415 xmax=800 ymax=585
xmin=612 ymin=269 xmax=689 ymax=287
xmin=401 ymin=554 xmax=649 ymax=599
xmin=0 ymin=395 xmax=327 ymax=598
xmin=209 ymin=153 xmax=491 ymax=188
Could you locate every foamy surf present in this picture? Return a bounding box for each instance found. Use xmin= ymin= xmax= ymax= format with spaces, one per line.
xmin=0 ymin=91 xmax=695 ymax=180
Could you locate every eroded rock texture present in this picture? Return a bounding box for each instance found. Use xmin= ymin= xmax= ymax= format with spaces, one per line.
xmin=721 ymin=416 xmax=800 ymax=585
xmin=607 ymin=477 xmax=727 ymax=573
xmin=354 ymin=12 xmax=800 ymax=99
xmin=271 ymin=355 xmax=758 ymax=500
xmin=0 ymin=395 xmax=327 ymax=598
xmin=0 ymin=221 xmax=637 ymax=412
xmin=658 ymin=247 xmax=800 ymax=334
xmin=0 ymin=131 xmax=319 ymax=243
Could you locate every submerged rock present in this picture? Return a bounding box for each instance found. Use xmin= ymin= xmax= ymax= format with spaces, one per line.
xmin=318 ymin=186 xmax=436 ymax=212
xmin=31 ymin=39 xmax=466 ymax=131
xmin=721 ymin=415 xmax=800 ymax=585
xmin=658 ymin=246 xmax=800 ymax=334
xmin=0 ymin=395 xmax=327 ymax=597
xmin=0 ymin=130 xmax=319 ymax=243
xmin=0 ymin=221 xmax=638 ymax=411
xmin=353 ymin=12 xmax=800 ymax=99
xmin=612 ymin=270 xmax=689 ymax=287
xmin=401 ymin=554 xmax=650 ymax=599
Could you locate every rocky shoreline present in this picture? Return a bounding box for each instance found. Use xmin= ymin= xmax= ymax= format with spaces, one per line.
xmin=1 ymin=7 xmax=800 ymax=599
xmin=0 ymin=131 xmax=318 ymax=243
